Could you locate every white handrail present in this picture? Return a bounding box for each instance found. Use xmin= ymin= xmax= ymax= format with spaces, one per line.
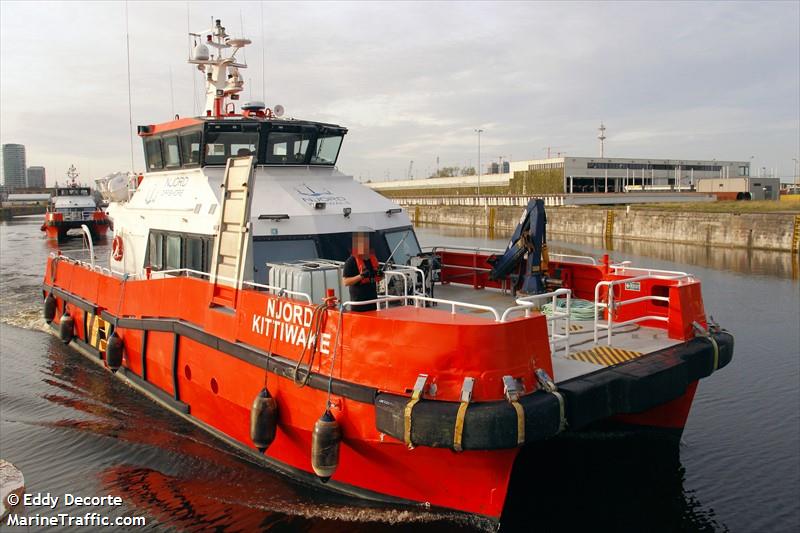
xmin=80 ymin=224 xmax=95 ymax=268
xmin=501 ymin=288 xmax=572 ymax=355
xmin=426 ymin=245 xmax=598 ymax=267
xmin=425 ymin=244 xmax=505 ymax=255
xmin=610 ymin=263 xmax=690 ymax=278
xmin=382 ymin=263 xmax=426 ymax=299
xmin=49 ymin=251 xmax=137 ymax=281
xmin=382 ymin=270 xmax=410 ymax=301
xmin=593 ymin=273 xmax=691 ymax=345
xmin=157 ymin=268 xmax=313 ymax=303
xmin=550 ymin=253 xmax=598 ymax=265
xmin=342 ymin=294 xmax=502 ymax=321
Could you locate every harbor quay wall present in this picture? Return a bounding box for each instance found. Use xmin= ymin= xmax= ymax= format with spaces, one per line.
xmin=0 ymin=205 xmax=46 ymax=220
xmin=404 ymin=203 xmax=799 ymax=252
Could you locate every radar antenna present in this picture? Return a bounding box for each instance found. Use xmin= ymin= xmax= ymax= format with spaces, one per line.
xmin=65 ymin=165 xmax=80 ymax=188
xmin=188 ymin=18 xmax=251 ymax=117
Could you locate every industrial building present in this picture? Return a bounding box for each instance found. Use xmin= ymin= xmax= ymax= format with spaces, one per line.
xmin=696 ymin=177 xmax=780 ymax=201
xmin=543 ymin=156 xmax=749 ymax=194
xmin=26 ymin=166 xmax=46 ymax=188
xmin=3 ymin=193 xmax=51 ymax=206
xmin=369 ymin=156 xmax=751 ymax=197
xmin=2 ymin=144 xmax=26 ymax=189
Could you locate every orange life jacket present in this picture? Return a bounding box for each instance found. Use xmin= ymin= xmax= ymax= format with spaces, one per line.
xmin=355 ymin=254 xmax=382 ymax=284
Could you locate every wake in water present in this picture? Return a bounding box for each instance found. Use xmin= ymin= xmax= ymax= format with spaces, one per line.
xmin=1 ymin=220 xmax=104 ymax=332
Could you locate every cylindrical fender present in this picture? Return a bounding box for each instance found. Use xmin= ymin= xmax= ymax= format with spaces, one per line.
xmin=43 ymin=294 xmax=57 ymax=323
xmin=311 ymin=410 xmax=342 ymax=482
xmin=106 ymin=332 xmax=124 ymax=372
xmin=59 ymin=313 xmax=74 ymax=344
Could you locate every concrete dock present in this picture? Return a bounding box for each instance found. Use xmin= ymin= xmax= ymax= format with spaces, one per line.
xmin=0 ymin=460 xmax=25 ymax=520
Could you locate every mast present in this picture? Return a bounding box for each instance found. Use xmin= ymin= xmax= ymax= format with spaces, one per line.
xmin=188 ymin=19 xmax=250 ymax=117
xmin=66 ymin=165 xmax=79 ymax=188
xmin=597 ymin=122 xmax=607 ymax=158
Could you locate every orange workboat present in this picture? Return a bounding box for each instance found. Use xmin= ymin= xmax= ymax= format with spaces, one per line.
xmin=41 ymin=165 xmax=110 ymax=241
xmin=41 ymin=19 xmax=733 ymax=527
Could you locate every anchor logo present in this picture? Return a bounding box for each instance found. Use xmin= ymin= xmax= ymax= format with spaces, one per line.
xmin=295 ymin=184 xmax=332 ymax=197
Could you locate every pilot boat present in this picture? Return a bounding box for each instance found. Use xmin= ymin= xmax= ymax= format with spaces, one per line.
xmin=41 ymin=165 xmax=110 ymax=241
xmin=41 ymin=20 xmax=733 ymax=527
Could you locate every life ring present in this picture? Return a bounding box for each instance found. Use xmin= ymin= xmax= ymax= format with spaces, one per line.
xmin=112 ymin=236 xmax=124 ymax=261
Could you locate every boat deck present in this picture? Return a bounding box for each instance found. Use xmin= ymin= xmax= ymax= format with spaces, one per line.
xmin=432 ymin=283 xmax=682 ymax=383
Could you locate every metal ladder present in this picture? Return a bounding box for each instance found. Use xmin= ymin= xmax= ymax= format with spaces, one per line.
xmin=209 ymin=156 xmax=255 ymax=309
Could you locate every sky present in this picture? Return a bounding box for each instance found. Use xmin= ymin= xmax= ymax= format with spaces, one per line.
xmin=1 ymin=0 xmax=798 ymax=186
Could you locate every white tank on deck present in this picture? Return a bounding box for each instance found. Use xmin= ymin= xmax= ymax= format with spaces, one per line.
xmin=267 ymin=260 xmax=345 ymax=304
xmin=95 ymin=172 xmax=131 ymax=203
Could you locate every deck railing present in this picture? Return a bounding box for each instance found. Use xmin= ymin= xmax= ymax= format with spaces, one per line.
xmin=49 ymin=251 xmax=133 ymax=280
xmin=501 ymin=288 xmax=572 ymax=354
xmin=426 ymin=245 xmax=598 ymax=269
xmin=381 ymin=263 xmax=427 ymax=300
xmin=342 ymin=295 xmax=503 ymax=321
xmin=157 ymin=268 xmax=314 ymax=303
xmin=57 ymin=249 xmax=698 ymax=347
xmin=593 ymin=273 xmax=692 ymax=345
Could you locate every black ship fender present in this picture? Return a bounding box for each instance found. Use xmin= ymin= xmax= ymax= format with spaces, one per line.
xmin=374 ymin=331 xmax=733 ymax=450
xmin=43 ymin=293 xmax=57 ymax=323
xmin=250 ymin=388 xmax=278 ymax=453
xmin=105 ymin=332 xmax=124 ymax=373
xmin=311 ymin=409 xmax=342 ymax=482
xmin=58 ymin=313 xmax=74 ymax=344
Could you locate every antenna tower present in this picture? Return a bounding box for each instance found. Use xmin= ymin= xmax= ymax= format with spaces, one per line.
xmin=598 ymin=122 xmax=607 ymax=158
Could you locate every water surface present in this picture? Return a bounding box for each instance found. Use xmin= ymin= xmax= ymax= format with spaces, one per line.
xmin=1 ymin=217 xmax=798 ymax=532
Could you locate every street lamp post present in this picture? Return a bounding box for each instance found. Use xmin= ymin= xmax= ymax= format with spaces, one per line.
xmin=793 ymin=158 xmax=799 ymax=187
xmin=474 ymin=129 xmax=484 ymax=196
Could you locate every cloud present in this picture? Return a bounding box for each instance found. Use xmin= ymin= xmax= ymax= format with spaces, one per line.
xmin=1 ymin=0 xmax=798 ymax=184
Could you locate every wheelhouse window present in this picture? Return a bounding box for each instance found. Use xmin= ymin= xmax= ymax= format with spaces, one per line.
xmin=185 ymin=236 xmax=207 ymax=271
xmin=205 ymin=131 xmax=259 ymax=165
xmin=56 ymin=188 xmax=91 ymax=196
xmin=197 ymin=121 xmax=346 ymax=167
xmin=165 ymin=235 xmax=182 ymax=270
xmin=148 ymin=233 xmax=164 ymax=270
xmin=204 ymin=123 xmax=260 ymax=166
xmin=311 ymin=133 xmax=344 ymax=165
xmin=265 ymin=131 xmax=313 ymax=164
xmin=384 ymin=228 xmax=421 ymax=266
xmin=144 ymin=139 xmax=163 ymax=171
xmin=180 ymin=131 xmax=202 ymax=166
xmin=163 ymin=136 xmax=181 ymax=168
xmin=147 ymin=230 xmax=212 ymax=274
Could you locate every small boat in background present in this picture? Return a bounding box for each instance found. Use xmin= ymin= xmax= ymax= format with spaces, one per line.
xmin=41 ymin=165 xmax=110 ymax=241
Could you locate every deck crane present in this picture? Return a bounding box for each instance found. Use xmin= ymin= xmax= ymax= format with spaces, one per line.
xmin=487 ymin=198 xmax=550 ymax=294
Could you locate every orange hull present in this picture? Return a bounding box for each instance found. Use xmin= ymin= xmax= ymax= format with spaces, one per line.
xmin=43 ymin=256 xmax=548 ymax=519
xmin=42 ymin=254 xmax=732 ymax=521
xmin=42 ymin=211 xmax=110 ymax=240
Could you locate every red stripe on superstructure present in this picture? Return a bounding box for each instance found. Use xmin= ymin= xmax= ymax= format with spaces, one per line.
xmin=139 ymin=117 xmax=204 ymax=136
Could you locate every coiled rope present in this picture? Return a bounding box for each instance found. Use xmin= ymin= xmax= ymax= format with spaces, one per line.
xmin=541 ymin=298 xmax=598 ymax=321
xmin=293 ymin=302 xmax=330 ymax=387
